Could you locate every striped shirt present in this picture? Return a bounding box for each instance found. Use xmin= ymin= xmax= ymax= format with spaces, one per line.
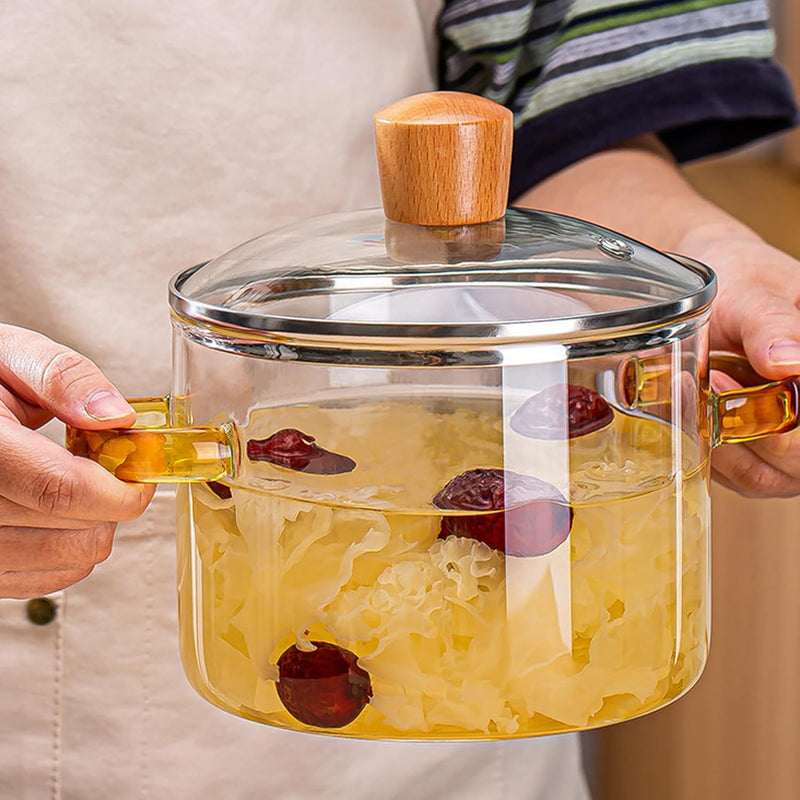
xmin=438 ymin=0 xmax=799 ymax=196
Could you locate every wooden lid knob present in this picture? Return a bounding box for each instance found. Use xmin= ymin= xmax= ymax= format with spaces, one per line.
xmin=374 ymin=91 xmax=513 ymax=227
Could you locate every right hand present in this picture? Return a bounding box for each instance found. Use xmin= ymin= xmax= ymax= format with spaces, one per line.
xmin=0 ymin=324 xmax=155 ymax=598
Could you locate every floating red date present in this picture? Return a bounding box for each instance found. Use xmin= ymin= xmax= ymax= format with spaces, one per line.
xmin=433 ymin=468 xmax=572 ymax=557
xmin=510 ymin=384 xmax=613 ymax=439
xmin=247 ymin=428 xmax=355 ymax=475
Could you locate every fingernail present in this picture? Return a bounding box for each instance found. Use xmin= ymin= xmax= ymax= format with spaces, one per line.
xmin=768 ymin=340 xmax=800 ymax=366
xmin=84 ymin=391 xmax=134 ymax=421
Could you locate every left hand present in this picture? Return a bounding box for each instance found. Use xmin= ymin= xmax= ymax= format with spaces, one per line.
xmin=678 ymin=224 xmax=800 ymax=497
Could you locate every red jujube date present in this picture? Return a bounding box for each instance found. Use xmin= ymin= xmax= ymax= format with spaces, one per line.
xmin=433 ymin=468 xmax=572 ymax=557
xmin=510 ymin=384 xmax=613 ymax=439
xmin=206 ymin=480 xmax=232 ymax=499
xmin=276 ymin=642 xmax=372 ymax=728
xmin=247 ymin=428 xmax=355 ymax=474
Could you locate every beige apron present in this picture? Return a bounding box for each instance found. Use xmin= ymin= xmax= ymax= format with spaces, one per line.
xmin=0 ymin=2 xmax=589 ymax=797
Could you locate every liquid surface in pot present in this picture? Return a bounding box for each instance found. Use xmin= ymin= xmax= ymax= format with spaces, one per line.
xmin=177 ymin=392 xmax=709 ymax=739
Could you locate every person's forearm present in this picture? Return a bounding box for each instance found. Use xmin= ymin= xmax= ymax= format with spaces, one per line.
xmin=513 ymin=135 xmax=759 ymax=254
xmin=515 ymin=134 xmax=800 ymax=498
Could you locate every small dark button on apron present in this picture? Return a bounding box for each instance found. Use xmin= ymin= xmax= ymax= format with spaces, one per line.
xmin=26 ymin=597 xmax=57 ymax=626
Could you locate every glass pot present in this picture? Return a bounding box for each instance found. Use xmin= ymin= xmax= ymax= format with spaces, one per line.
xmin=68 ymin=93 xmax=799 ymax=740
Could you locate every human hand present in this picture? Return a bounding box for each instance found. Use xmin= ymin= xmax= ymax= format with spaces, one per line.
xmin=678 ymin=224 xmax=800 ymax=497
xmin=512 ymin=134 xmax=800 ymax=497
xmin=0 ymin=324 xmax=155 ymax=598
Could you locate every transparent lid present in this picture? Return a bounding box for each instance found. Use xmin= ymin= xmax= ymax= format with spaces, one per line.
xmin=169 ymin=93 xmax=715 ymax=346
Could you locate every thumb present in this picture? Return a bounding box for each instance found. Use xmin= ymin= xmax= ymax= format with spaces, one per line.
xmin=705 ymin=240 xmax=800 ymax=381
xmin=714 ymin=286 xmax=800 ymax=381
xmin=0 ymin=324 xmax=136 ymax=429
xmin=738 ymin=292 xmax=800 ymax=380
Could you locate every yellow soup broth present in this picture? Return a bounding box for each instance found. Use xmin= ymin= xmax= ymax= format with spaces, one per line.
xmin=177 ymin=395 xmax=709 ymax=739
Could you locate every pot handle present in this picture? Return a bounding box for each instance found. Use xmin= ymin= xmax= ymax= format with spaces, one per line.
xmin=710 ymin=354 xmax=800 ymax=445
xmin=65 ymin=397 xmax=238 ymax=483
xmin=620 ymin=353 xmax=800 ymax=445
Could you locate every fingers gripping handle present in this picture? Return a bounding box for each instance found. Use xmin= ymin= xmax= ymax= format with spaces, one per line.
xmin=66 ymin=397 xmax=237 ymax=483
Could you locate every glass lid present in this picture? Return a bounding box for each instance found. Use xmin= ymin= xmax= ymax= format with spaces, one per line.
xmin=169 ymin=92 xmax=715 ymax=345
xmin=171 ymin=208 xmax=714 ymax=343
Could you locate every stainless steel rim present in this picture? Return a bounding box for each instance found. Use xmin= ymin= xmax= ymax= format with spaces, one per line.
xmin=168 ymin=254 xmax=716 ymax=346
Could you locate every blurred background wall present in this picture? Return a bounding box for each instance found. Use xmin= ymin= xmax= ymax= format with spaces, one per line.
xmin=591 ymin=2 xmax=800 ymax=798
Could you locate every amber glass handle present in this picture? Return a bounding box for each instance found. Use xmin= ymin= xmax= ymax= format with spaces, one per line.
xmin=65 ymin=397 xmax=238 ymax=483
xmin=620 ymin=353 xmax=800 ymax=445
xmin=711 ymin=356 xmax=800 ymax=445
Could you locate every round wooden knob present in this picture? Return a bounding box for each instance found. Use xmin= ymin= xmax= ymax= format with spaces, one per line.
xmin=374 ymin=91 xmax=513 ymax=226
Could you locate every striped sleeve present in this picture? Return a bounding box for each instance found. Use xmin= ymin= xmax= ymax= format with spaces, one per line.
xmin=438 ymin=0 xmax=799 ymax=198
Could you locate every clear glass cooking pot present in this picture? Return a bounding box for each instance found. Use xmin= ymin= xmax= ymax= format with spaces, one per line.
xmin=68 ymin=93 xmax=800 ymax=740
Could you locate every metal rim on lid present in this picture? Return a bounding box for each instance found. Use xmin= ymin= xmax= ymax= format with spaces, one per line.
xmin=168 ymin=252 xmax=716 ymax=346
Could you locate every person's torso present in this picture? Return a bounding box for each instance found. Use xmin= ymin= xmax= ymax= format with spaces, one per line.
xmin=0 ymin=0 xmax=438 ymax=394
xmin=0 ymin=4 xmax=590 ymax=797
